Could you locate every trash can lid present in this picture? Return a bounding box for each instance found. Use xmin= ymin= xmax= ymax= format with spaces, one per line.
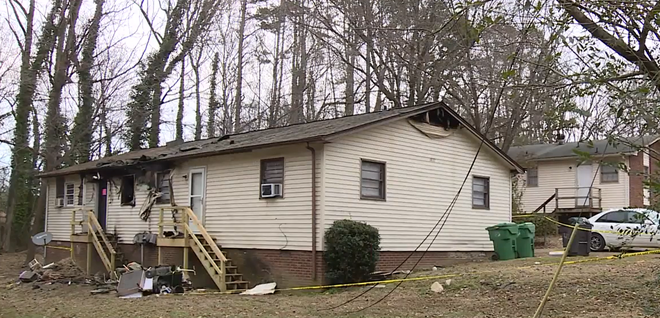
xmin=486 ymin=222 xmax=518 ymax=230
xmin=517 ymin=222 xmax=536 ymax=229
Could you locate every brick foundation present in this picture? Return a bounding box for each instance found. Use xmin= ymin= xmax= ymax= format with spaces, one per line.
xmin=46 ymin=241 xmax=491 ymax=288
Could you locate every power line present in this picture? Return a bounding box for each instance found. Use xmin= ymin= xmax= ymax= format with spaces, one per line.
xmin=320 ymin=139 xmax=484 ymax=312
xmin=347 ymin=141 xmax=484 ymax=314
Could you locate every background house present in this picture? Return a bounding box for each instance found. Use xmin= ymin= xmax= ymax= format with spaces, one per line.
xmin=508 ymin=135 xmax=660 ymax=220
xmin=41 ymin=103 xmax=522 ymax=289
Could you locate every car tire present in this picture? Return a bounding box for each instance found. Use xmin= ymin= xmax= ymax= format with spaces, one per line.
xmin=590 ymin=233 xmax=606 ymax=251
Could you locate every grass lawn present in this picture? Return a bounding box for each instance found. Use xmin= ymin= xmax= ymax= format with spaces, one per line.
xmin=1 ymin=250 xmax=659 ymax=318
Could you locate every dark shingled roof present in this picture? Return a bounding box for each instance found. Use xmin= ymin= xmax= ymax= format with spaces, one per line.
xmin=507 ymin=135 xmax=660 ymax=162
xmin=41 ymin=102 xmax=523 ymax=177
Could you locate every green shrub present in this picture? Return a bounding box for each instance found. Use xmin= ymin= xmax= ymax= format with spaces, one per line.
xmin=513 ymin=214 xmax=558 ymax=236
xmin=324 ymin=219 xmax=380 ymax=284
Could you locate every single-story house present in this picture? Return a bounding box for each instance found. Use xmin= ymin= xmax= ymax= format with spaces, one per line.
xmin=508 ymin=135 xmax=660 ymax=220
xmin=40 ymin=102 xmax=523 ymax=290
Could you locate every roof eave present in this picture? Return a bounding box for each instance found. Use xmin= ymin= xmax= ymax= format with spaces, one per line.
xmin=522 ymin=151 xmax=637 ymax=162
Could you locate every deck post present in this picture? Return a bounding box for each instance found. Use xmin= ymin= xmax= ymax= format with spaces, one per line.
xmin=183 ymin=208 xmax=190 ymax=279
xmin=70 ymin=210 xmax=76 ymax=260
xmin=86 ymin=229 xmax=92 ymax=275
xmin=158 ymin=208 xmax=164 ymax=265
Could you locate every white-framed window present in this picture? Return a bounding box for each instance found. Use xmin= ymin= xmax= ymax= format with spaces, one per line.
xmin=472 ymin=176 xmax=490 ymax=209
xmin=601 ymin=164 xmax=619 ymax=183
xmin=65 ymin=183 xmax=75 ymax=206
xmin=527 ymin=167 xmax=538 ymax=187
xmin=360 ymin=160 xmax=386 ymax=200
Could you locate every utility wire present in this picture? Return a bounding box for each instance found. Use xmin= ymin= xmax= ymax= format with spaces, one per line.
xmin=347 ymin=141 xmax=485 ymax=314
xmin=332 ymin=0 xmax=550 ymax=312
xmin=320 ymin=138 xmax=484 ymax=312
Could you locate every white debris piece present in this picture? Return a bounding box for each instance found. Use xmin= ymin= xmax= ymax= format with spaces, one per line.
xmin=430 ymin=282 xmax=444 ymax=293
xmin=445 ymin=279 xmax=452 ymax=286
xmin=240 ymin=282 xmax=277 ymax=296
xmin=432 ymin=266 xmax=438 ymax=271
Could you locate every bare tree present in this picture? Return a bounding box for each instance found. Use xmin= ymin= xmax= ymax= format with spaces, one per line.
xmin=207 ymin=52 xmax=220 ymax=137
xmin=125 ymin=0 xmax=227 ymax=149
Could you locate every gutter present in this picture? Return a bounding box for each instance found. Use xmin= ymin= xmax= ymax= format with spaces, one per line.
xmin=305 ymin=142 xmax=318 ymax=281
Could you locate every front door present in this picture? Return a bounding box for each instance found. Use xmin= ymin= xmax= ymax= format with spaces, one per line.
xmin=576 ymin=164 xmax=592 ymax=207
xmin=188 ymin=168 xmax=206 ymax=233
xmin=96 ymin=179 xmax=108 ymax=231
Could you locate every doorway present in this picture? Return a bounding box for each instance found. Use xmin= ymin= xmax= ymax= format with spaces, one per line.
xmin=96 ymin=179 xmax=108 ymax=230
xmin=188 ymin=168 xmax=206 ymax=233
xmin=576 ymin=164 xmax=592 ymax=207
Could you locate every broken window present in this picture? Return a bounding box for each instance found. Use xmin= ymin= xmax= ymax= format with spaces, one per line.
xmin=601 ymin=164 xmax=619 ymax=183
xmin=65 ymin=183 xmax=75 ymax=206
xmin=155 ymin=170 xmax=171 ymax=204
xmin=121 ymin=175 xmax=135 ymax=206
xmin=361 ymin=160 xmax=386 ymax=200
xmin=77 ymin=181 xmax=85 ymax=206
xmin=472 ymin=176 xmax=490 ymax=209
xmin=55 ymin=177 xmax=64 ymax=199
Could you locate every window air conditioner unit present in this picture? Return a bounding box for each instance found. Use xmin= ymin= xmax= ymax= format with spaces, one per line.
xmin=261 ymin=183 xmax=282 ymax=198
xmin=56 ymin=198 xmax=64 ymax=207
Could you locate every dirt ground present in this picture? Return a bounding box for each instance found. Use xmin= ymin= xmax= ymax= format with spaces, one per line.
xmin=1 ymin=248 xmax=660 ymax=318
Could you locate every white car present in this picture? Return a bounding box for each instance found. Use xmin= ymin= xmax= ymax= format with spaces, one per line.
xmin=587 ymin=208 xmax=660 ymax=251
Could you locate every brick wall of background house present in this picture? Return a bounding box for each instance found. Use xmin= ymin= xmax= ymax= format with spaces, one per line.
xmin=629 ymin=151 xmax=645 ymax=207
xmin=650 ymin=141 xmax=660 ymax=205
xmin=45 ymin=241 xmax=490 ymax=289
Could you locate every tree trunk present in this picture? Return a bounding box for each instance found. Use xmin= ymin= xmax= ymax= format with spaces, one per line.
xmin=344 ymin=23 xmax=355 ymax=116
xmin=71 ymin=0 xmax=104 ymax=164
xmin=207 ymin=52 xmax=220 ymax=137
xmin=192 ymin=50 xmax=203 ymax=140
xmin=26 ymin=0 xmax=82 ymax=261
xmin=268 ymin=10 xmax=284 ymax=127
xmin=175 ymin=62 xmax=185 ymax=141
xmin=4 ymin=0 xmax=60 ymax=252
xmin=234 ymin=0 xmax=247 ymax=132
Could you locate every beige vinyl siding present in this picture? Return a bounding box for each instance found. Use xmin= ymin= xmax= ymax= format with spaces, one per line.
xmin=519 ymin=160 xmax=574 ymax=212
xmin=169 ymin=144 xmax=322 ymax=250
xmin=519 ymin=158 xmax=630 ymax=213
xmin=104 ymin=177 xmax=155 ymax=243
xmin=46 ymin=175 xmax=94 ymax=241
xmin=595 ymin=158 xmax=629 ymax=210
xmin=323 ymin=120 xmax=513 ymax=252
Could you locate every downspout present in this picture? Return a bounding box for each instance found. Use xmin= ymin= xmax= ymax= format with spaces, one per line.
xmin=306 ymin=142 xmax=317 ymax=281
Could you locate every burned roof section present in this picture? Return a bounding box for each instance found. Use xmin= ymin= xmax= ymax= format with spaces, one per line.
xmin=40 ymin=102 xmax=523 ymax=178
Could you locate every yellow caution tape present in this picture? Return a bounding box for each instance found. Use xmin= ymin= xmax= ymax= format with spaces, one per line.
xmin=45 ymin=245 xmax=72 ymax=251
xmin=513 ymin=214 xmax=660 ymax=237
xmin=187 ymin=249 xmax=660 ymax=296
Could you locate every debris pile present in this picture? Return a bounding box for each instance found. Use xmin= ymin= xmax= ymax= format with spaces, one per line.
xmin=116 ymin=263 xmax=193 ymax=298
xmin=14 ymin=258 xmax=100 ymax=290
xmin=40 ymin=258 xmax=89 ymax=284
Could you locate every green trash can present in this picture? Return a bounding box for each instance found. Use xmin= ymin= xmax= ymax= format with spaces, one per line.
xmin=485 ymin=223 xmax=519 ymax=261
xmin=516 ymin=222 xmax=536 ymax=258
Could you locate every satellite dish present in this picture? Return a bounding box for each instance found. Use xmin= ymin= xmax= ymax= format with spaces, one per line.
xmin=32 ymin=232 xmax=53 ymax=246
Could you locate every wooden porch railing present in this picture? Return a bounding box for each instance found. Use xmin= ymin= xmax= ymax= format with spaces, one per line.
xmin=87 ymin=211 xmax=116 ymax=274
xmin=157 ymin=207 xmax=227 ymax=291
xmin=554 ymin=187 xmax=602 ymax=209
xmin=69 ymin=209 xmax=116 ymax=274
